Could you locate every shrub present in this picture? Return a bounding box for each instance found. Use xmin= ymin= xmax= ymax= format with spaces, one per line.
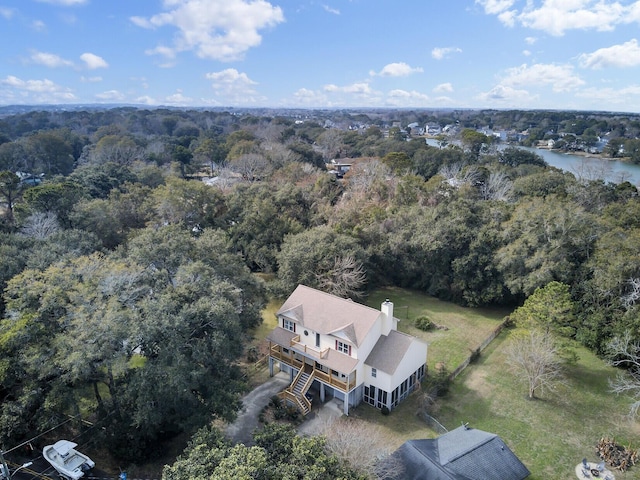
xmin=415 ymin=315 xmax=435 ymax=331
xmin=246 ymin=345 xmax=259 ymax=363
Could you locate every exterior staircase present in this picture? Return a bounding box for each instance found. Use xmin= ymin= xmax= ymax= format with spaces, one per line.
xmin=279 ymin=367 xmax=314 ymax=415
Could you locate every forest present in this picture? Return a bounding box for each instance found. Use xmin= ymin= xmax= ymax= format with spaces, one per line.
xmin=0 ymin=106 xmax=639 ymax=468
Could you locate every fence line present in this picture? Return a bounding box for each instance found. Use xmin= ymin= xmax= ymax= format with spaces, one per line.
xmin=447 ymin=319 xmax=508 ymax=381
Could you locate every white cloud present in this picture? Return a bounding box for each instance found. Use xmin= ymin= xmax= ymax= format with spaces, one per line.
xmin=523 ymin=49 xmax=532 ymax=56
xmin=477 ymin=84 xmax=534 ymax=105
xmin=370 ymin=62 xmax=423 ymax=77
xmin=135 ymin=95 xmax=158 ymax=105
xmin=30 ymin=51 xmax=74 ymax=68
xmin=575 ymin=84 xmax=640 ymax=106
xmin=323 ymin=5 xmax=340 ymax=15
xmin=386 ymin=89 xmax=430 ymax=107
xmin=80 ymin=53 xmax=108 ymax=69
xmin=206 ymin=68 xmax=265 ymax=104
xmin=32 ymin=20 xmax=46 ymax=32
xmin=525 ymin=36 xmax=537 ymax=45
xmin=164 ymin=91 xmax=193 ymax=105
xmin=131 ymin=0 xmax=284 ymax=62
xmin=0 ymin=7 xmax=16 ymax=19
xmin=579 ymin=39 xmax=640 ymax=69
xmin=324 ymin=82 xmax=374 ymax=95
xmin=0 ymin=75 xmax=77 ymax=103
xmin=289 ymin=88 xmax=329 ymax=106
xmin=433 ymin=82 xmax=453 ymax=93
xmin=501 ymin=63 xmax=585 ymax=92
xmin=80 ymin=76 xmax=103 ymax=83
xmin=206 ymin=68 xmax=257 ymax=87
xmin=476 ymin=0 xmax=516 ymax=15
xmin=287 ymin=82 xmax=399 ymax=108
xmin=479 ymin=0 xmax=640 ymax=36
xmin=35 ymin=0 xmax=87 ymax=5
xmin=95 ymin=90 xmax=125 ymax=101
xmin=431 ymin=46 xmax=462 ymax=60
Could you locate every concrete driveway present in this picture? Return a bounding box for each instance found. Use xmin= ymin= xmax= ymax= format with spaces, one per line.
xmin=225 ymin=372 xmax=290 ymax=445
xmin=225 ymin=372 xmax=344 ymax=445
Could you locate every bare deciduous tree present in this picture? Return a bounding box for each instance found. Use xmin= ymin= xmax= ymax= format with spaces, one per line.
xmin=317 ymin=417 xmax=404 ymax=479
xmin=620 ymin=277 xmax=640 ymax=310
xmin=20 ymin=212 xmax=60 ymax=239
xmin=317 ymin=255 xmax=366 ymax=299
xmin=607 ymin=331 xmax=640 ymax=419
xmin=232 ymin=153 xmax=270 ymax=181
xmin=438 ymin=163 xmax=481 ymax=187
xmin=506 ymin=330 xmax=564 ymax=399
xmin=480 ymin=171 xmax=513 ymax=201
xmin=317 ymin=128 xmax=344 ymax=160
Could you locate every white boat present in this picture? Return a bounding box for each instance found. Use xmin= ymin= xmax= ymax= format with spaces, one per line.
xmin=43 ymin=440 xmax=95 ymax=480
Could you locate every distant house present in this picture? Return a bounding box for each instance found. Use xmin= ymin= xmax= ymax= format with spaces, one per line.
xmin=387 ymin=425 xmax=530 ymax=480
xmin=267 ymin=285 xmax=428 ymax=415
xmin=16 ymin=171 xmax=43 ymax=186
xmin=326 ymin=160 xmax=352 ymax=179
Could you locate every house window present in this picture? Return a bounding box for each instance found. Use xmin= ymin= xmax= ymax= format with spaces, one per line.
xmin=283 ymin=319 xmax=295 ymax=332
xmin=335 ymin=340 xmax=351 ymax=356
xmin=371 ymin=368 xmax=377 ymax=378
xmin=365 ymin=386 xmax=376 ymax=406
xmin=315 ymin=333 xmax=320 ymax=348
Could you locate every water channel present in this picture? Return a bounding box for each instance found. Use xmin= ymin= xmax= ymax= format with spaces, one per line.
xmin=425 ymin=138 xmax=640 ymax=185
xmin=519 ymin=146 xmax=640 ymax=185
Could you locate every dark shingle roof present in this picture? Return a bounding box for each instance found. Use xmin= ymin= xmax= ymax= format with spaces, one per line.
xmin=387 ymin=426 xmax=530 ymax=480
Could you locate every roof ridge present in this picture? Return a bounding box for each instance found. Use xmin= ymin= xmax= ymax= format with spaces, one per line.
xmin=442 ymin=432 xmax=496 ymax=465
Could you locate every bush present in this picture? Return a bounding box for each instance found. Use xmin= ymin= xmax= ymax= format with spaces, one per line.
xmin=246 ymin=345 xmax=259 ymax=363
xmin=381 ymin=406 xmax=390 ymax=416
xmin=415 ymin=315 xmax=435 ymax=331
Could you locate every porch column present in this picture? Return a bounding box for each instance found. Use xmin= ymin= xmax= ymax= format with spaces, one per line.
xmin=269 ymin=357 xmax=274 ymax=377
xmin=343 ymin=392 xmax=349 ymax=416
xmin=319 ymin=383 xmax=325 ymax=402
xmin=290 ymin=368 xmax=295 ymax=383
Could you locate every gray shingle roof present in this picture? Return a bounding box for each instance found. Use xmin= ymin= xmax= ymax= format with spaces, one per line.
xmin=387 ymin=426 xmax=530 ymax=480
xmin=365 ymin=330 xmax=417 ymax=375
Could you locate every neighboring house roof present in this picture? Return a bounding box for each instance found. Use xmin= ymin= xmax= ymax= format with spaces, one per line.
xmin=388 ymin=426 xmax=530 ymax=480
xmin=365 ymin=330 xmax=418 ymax=375
xmin=276 ymin=285 xmax=381 ymax=347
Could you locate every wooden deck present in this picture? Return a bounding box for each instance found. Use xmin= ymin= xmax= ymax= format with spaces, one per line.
xmin=269 ymin=344 xmax=356 ymax=392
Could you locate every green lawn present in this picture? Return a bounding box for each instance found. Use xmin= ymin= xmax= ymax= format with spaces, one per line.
xmin=365 ymin=287 xmax=509 ymax=371
xmin=351 ymin=288 xmax=638 ymax=479
xmin=253 ymin=287 xmax=639 ymax=478
xmin=436 ymin=330 xmax=639 ymax=480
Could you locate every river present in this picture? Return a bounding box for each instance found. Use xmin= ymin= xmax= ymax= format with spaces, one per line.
xmin=519 ymin=146 xmax=640 ymax=185
xmin=425 ymin=138 xmax=640 ymax=185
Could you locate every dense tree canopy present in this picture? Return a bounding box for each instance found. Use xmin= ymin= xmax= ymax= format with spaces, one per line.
xmin=1 ymin=106 xmax=640 ymax=463
xmin=162 ymin=424 xmax=365 ymax=480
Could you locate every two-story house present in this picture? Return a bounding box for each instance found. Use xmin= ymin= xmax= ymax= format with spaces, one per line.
xmin=267 ymin=285 xmax=428 ymax=415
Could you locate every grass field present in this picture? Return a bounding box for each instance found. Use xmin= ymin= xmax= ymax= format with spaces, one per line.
xmin=350 ymin=288 xmax=639 ymax=479
xmin=365 ymin=287 xmax=510 ymax=371
xmin=436 ymin=331 xmax=639 ymax=480
xmin=249 ymin=287 xmax=639 ymax=479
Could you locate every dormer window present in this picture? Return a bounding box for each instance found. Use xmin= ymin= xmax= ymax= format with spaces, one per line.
xmin=283 ymin=319 xmax=296 ymax=332
xmin=335 ymin=340 xmax=351 ymax=356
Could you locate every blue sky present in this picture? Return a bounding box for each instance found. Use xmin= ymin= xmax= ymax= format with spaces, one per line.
xmin=2 ymin=0 xmax=640 ymax=111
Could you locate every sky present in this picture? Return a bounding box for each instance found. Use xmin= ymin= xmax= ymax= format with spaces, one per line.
xmin=2 ymin=0 xmax=640 ymax=112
